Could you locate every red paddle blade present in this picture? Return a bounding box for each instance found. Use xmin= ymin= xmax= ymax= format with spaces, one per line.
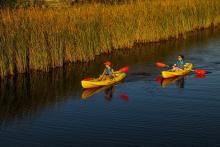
xmin=194 ymin=69 xmax=206 ymax=75
xmin=119 ymin=66 xmax=129 ymax=72
xmin=83 ymin=78 xmax=93 ymax=81
xmin=156 ymin=62 xmax=167 ymax=68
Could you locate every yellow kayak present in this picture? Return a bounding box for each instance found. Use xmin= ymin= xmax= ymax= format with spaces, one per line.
xmin=81 ymin=72 xmax=126 ymax=89
xmin=162 ymin=63 xmax=193 ymax=78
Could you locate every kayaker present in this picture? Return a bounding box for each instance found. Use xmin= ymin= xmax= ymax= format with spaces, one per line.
xmin=172 ymin=55 xmax=186 ymax=71
xmin=98 ymin=61 xmax=115 ymax=81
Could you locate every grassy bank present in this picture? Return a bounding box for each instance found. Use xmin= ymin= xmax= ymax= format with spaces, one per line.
xmin=1 ymin=0 xmax=220 ymax=77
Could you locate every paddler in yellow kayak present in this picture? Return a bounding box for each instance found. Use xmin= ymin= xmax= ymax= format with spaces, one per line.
xmin=98 ymin=61 xmax=116 ymax=81
xmin=172 ymin=55 xmax=186 ymax=71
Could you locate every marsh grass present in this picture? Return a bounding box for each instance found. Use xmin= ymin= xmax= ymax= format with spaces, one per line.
xmin=1 ymin=0 xmax=220 ymax=77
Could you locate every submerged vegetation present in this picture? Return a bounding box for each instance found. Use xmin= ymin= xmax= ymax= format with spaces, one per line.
xmin=0 ymin=0 xmax=220 ymax=77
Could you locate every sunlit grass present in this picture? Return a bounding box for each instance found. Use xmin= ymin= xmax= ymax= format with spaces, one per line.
xmin=0 ymin=0 xmax=220 ymax=77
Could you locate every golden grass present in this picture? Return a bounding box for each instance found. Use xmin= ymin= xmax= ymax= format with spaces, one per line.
xmin=1 ymin=0 xmax=220 ymax=77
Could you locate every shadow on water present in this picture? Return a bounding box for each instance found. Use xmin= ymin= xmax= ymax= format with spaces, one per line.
xmin=0 ymin=27 xmax=220 ymax=125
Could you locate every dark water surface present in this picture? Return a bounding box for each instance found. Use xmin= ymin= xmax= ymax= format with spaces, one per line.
xmin=1 ymin=27 xmax=220 ymax=147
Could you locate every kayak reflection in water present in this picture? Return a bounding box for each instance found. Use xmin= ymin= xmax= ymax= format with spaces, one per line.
xmin=81 ymin=85 xmax=129 ymax=102
xmin=98 ymin=61 xmax=116 ymax=81
xmin=104 ymin=86 xmax=115 ymax=101
xmin=81 ymin=85 xmax=115 ymax=100
xmin=160 ymin=76 xmax=185 ymax=88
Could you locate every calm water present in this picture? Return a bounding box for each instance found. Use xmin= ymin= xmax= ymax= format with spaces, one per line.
xmin=1 ymin=27 xmax=220 ymax=147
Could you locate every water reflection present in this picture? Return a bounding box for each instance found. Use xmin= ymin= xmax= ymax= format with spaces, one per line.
xmin=82 ymin=85 xmax=129 ymax=102
xmin=120 ymin=93 xmax=129 ymax=102
xmin=81 ymin=85 xmax=114 ymax=100
xmin=175 ymin=77 xmax=185 ymax=88
xmin=0 ymin=66 xmax=84 ymax=125
xmin=160 ymin=76 xmax=186 ymax=88
xmin=104 ymin=86 xmax=115 ymax=102
xmin=195 ymin=74 xmax=206 ymax=78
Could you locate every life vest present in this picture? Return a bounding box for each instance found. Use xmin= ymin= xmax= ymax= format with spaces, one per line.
xmin=104 ymin=67 xmax=113 ymax=78
xmin=176 ymin=60 xmax=186 ymax=69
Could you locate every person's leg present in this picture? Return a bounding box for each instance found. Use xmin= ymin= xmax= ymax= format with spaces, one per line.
xmin=104 ymin=76 xmax=110 ymax=80
xmin=172 ymin=67 xmax=182 ymax=71
xmin=176 ymin=67 xmax=182 ymax=71
xmin=98 ymin=75 xmax=104 ymax=81
xmin=99 ymin=75 xmax=110 ymax=81
xmin=172 ymin=67 xmax=177 ymax=71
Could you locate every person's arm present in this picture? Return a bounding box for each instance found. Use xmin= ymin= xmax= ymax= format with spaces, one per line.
xmin=183 ymin=60 xmax=187 ymax=68
xmin=111 ymin=68 xmax=116 ymax=77
xmin=101 ymin=69 xmax=106 ymax=76
xmin=173 ymin=63 xmax=177 ymax=68
xmin=183 ymin=60 xmax=186 ymax=65
xmin=98 ymin=69 xmax=106 ymax=80
xmin=113 ymin=69 xmax=119 ymax=74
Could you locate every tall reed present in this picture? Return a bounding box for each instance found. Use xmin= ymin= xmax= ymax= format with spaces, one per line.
xmin=1 ymin=0 xmax=220 ymax=77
